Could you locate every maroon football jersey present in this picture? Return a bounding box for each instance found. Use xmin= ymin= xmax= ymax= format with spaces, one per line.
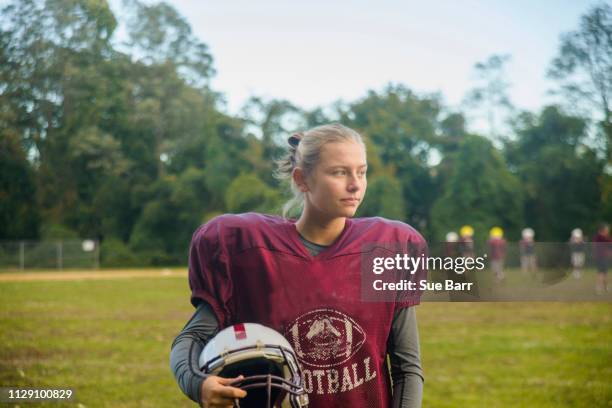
xmin=488 ymin=238 xmax=506 ymax=260
xmin=188 ymin=213 xmax=427 ymax=408
xmin=592 ymin=232 xmax=612 ymax=260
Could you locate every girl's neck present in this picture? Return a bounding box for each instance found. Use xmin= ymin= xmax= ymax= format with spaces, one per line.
xmin=295 ymin=209 xmax=346 ymax=246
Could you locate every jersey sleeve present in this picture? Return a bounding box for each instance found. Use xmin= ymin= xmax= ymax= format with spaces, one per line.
xmin=396 ymin=227 xmax=428 ymax=310
xmin=188 ymin=219 xmax=235 ymax=328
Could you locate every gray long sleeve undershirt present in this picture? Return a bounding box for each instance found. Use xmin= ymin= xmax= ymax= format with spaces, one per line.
xmin=388 ymin=306 xmax=424 ymax=408
xmin=170 ymin=302 xmax=424 ymax=407
xmin=169 ymin=302 xmax=219 ymax=406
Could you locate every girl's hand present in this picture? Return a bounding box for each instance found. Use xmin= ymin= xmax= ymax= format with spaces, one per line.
xmin=200 ymin=375 xmax=247 ymax=408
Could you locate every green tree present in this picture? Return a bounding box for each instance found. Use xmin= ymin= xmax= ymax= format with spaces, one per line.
xmin=303 ymin=107 xmax=335 ymax=128
xmin=225 ymin=174 xmax=281 ymax=215
xmin=431 ymin=135 xmax=523 ymax=242
xmin=463 ymin=54 xmax=514 ymax=140
xmin=357 ymin=174 xmax=406 ymax=220
xmin=240 ymin=97 xmax=303 ymax=186
xmin=129 ymin=168 xmax=209 ymax=264
xmin=548 ymin=3 xmax=612 ymax=159
xmin=200 ymin=124 xmax=250 ymax=209
xmin=124 ymin=0 xmax=214 ymax=87
xmin=344 ymin=84 xmax=441 ymax=231
xmin=505 ymin=106 xmax=606 ymax=239
xmin=0 ymin=134 xmax=40 ymax=239
xmin=0 ymin=0 xmax=123 ymax=235
xmin=92 ymin=176 xmax=136 ymax=242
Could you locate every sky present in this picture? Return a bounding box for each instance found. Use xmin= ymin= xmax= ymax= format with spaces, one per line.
xmin=110 ymin=0 xmax=603 ymax=122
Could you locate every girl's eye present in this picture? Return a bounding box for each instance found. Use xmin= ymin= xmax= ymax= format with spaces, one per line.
xmin=334 ymin=170 xmax=346 ymax=176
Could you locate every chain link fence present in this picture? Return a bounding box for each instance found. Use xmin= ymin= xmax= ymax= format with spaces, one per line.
xmin=0 ymin=240 xmax=100 ymax=270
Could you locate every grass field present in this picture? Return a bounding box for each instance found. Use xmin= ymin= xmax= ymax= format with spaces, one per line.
xmin=0 ymin=269 xmax=610 ymax=407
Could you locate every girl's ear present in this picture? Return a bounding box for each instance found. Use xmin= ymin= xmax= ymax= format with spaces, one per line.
xmin=292 ymin=167 xmax=309 ymax=192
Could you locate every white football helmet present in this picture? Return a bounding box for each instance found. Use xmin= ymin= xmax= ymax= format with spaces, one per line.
xmin=571 ymin=228 xmax=583 ymax=239
xmin=522 ymin=227 xmax=535 ymax=240
xmin=199 ymin=323 xmax=309 ymax=408
xmin=445 ymin=231 xmax=459 ymax=242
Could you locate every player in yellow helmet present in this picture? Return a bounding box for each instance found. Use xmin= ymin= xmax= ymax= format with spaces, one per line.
xmin=459 ymin=225 xmax=474 ymax=258
xmin=488 ymin=227 xmax=506 ymax=283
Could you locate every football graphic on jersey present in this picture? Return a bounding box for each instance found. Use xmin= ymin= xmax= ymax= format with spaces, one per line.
xmin=285 ymin=309 xmax=366 ymax=368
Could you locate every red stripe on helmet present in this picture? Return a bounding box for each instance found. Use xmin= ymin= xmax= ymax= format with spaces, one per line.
xmin=234 ymin=323 xmax=247 ymax=340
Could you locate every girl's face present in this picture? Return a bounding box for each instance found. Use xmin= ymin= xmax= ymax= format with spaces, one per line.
xmin=301 ymin=141 xmax=368 ymax=219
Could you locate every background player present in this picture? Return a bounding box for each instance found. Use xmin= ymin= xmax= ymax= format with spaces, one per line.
xmin=592 ymin=223 xmax=611 ymax=294
xmin=444 ymin=231 xmax=459 ymax=258
xmin=520 ymin=228 xmax=537 ymax=277
xmin=458 ymin=225 xmax=475 ymax=259
xmin=569 ymin=228 xmax=586 ymax=279
xmin=488 ymin=227 xmax=506 ymax=283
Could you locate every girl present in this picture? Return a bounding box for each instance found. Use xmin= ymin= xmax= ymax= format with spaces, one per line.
xmin=171 ymin=124 xmax=425 ymax=407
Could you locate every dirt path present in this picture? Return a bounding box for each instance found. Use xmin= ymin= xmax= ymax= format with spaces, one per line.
xmin=0 ymin=268 xmax=187 ymax=282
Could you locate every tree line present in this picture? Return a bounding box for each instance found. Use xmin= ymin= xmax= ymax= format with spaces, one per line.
xmin=1 ymin=0 xmax=610 ymax=266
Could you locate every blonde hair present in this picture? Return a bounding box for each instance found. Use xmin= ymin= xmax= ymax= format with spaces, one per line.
xmin=274 ymin=123 xmax=366 ymax=218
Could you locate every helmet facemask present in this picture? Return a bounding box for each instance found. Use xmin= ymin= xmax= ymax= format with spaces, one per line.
xmin=200 ymin=324 xmax=309 ymax=408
